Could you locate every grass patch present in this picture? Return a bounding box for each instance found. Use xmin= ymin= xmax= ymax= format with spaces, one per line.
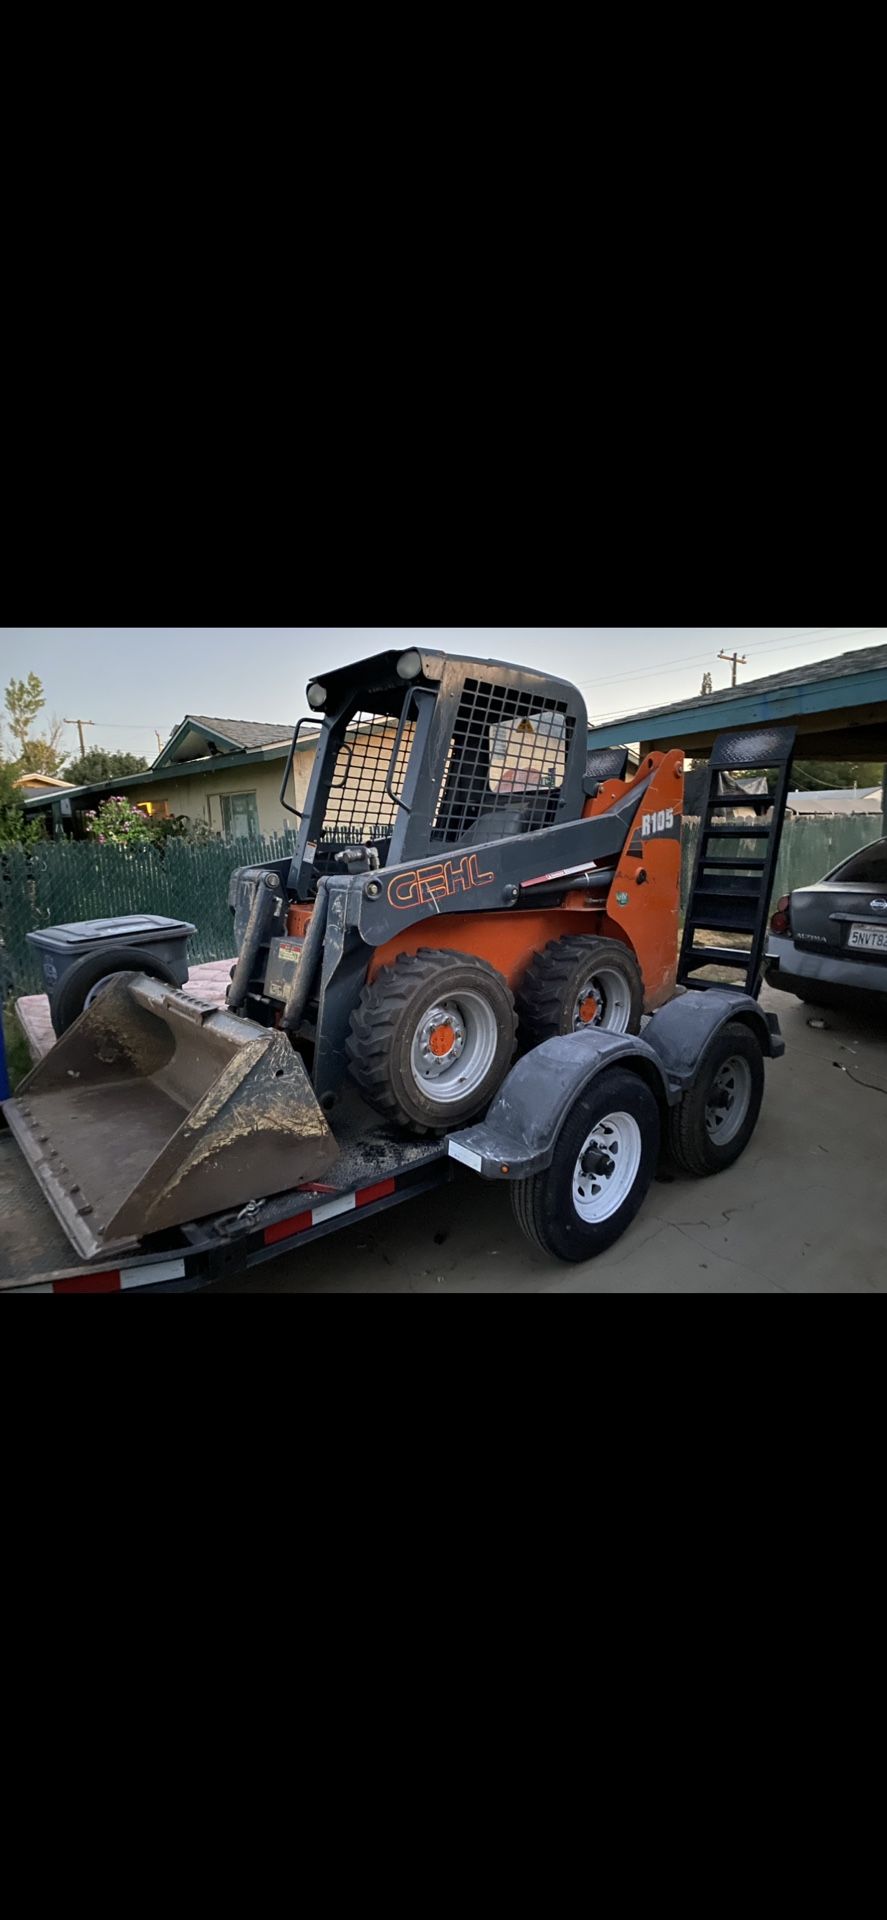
xmin=2 ymin=1005 xmax=32 ymax=1092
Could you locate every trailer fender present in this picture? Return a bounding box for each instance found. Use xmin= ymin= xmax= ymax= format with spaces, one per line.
xmin=642 ymin=988 xmax=784 ymax=1085
xmin=446 ymin=1028 xmax=672 ymax=1180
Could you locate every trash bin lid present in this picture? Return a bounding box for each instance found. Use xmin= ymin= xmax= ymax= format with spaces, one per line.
xmin=27 ymin=915 xmax=196 ymax=951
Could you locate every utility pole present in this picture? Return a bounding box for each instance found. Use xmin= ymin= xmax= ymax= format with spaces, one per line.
xmin=717 ymin=650 xmax=747 ymax=687
xmin=65 ymin=717 xmax=94 ymax=757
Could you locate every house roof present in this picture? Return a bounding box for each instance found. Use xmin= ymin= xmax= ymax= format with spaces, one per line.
xmin=786 ymin=787 xmax=882 ymax=816
xmin=154 ymin=714 xmax=299 ymax=768
xmin=184 ymin=715 xmax=297 ymax=751
xmin=12 ymin=773 xmax=77 ymax=791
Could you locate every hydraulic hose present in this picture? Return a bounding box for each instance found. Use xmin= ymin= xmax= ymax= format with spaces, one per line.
xmin=282 ymin=880 xmax=329 ymax=1033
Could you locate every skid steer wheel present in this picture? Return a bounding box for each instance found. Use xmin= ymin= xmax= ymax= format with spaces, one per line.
xmin=667 ymin=1021 xmax=764 ymax=1177
xmin=517 ymin=935 xmax=643 ymax=1044
xmin=511 ymin=1068 xmax=660 ymax=1262
xmin=346 ymin=949 xmax=518 ymax=1133
xmin=49 ymin=946 xmax=180 ymax=1037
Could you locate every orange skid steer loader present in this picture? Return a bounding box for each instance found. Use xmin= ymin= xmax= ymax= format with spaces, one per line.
xmin=225 ymin=647 xmax=686 ymax=1130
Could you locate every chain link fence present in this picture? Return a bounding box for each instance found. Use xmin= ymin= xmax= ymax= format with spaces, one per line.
xmin=1 ymin=816 xmax=880 ymax=1000
xmin=0 ymin=833 xmax=298 ymax=997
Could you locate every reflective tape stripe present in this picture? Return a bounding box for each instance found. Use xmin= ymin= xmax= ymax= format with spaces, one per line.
xmin=262 ymin=1177 xmax=399 ymax=1246
xmin=120 ymin=1259 xmax=186 ymax=1290
xmin=311 ymin=1192 xmax=357 ymax=1224
xmin=356 ymin=1178 xmax=396 ymax=1207
xmin=447 ymin=1140 xmax=483 ymax=1172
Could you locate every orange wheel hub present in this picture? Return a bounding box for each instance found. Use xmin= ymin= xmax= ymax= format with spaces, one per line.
xmin=578 ymin=993 xmax=600 ymax=1025
xmin=429 ymin=1022 xmax=457 ymax=1057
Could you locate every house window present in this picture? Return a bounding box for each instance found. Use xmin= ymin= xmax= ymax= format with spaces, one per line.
xmin=221 ymin=791 xmax=260 ymax=839
xmin=135 ymin=799 xmax=170 ymax=819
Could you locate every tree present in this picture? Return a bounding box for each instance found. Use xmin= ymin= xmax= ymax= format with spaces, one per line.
xmin=792 ymin=760 xmax=883 ymax=791
xmin=0 ymin=760 xmax=45 ymax=847
xmin=4 ymin=674 xmax=44 ymax=754
xmin=3 ymin=673 xmax=66 ymax=776
xmin=64 ymin=748 xmax=148 ymax=786
xmin=16 ymin=734 xmax=67 ymax=777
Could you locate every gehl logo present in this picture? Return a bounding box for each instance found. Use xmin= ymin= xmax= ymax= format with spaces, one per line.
xmin=387 ymin=852 xmax=495 ymax=909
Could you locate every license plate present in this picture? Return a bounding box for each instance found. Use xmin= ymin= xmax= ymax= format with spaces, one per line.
xmin=847 ymin=925 xmax=887 ymax=952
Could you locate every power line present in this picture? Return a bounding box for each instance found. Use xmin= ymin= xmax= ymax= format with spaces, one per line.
xmin=576 ymin=628 xmax=875 ymax=696
xmin=583 ymin=629 xmax=880 ymax=717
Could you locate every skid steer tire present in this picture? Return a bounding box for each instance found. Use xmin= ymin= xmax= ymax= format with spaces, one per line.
xmin=511 ymin=1067 xmax=660 ymax=1262
xmin=517 ymin=935 xmax=643 ymax=1045
xmin=50 ymin=946 xmax=180 ymax=1038
xmin=666 ymin=1022 xmax=764 ymax=1177
xmin=346 ymin=949 xmax=518 ymax=1134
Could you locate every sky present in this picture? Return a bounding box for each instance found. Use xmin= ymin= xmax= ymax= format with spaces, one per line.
xmin=0 ymin=627 xmax=880 ymax=765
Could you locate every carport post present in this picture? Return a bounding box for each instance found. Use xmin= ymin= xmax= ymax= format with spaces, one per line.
xmin=882 ymin=763 xmax=887 ymax=838
xmin=0 ymin=1013 xmax=10 ymax=1103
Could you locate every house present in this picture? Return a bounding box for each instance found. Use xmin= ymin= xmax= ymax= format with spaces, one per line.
xmin=785 ymin=787 xmax=882 ymax=818
xmin=23 ymin=715 xmax=321 ymax=839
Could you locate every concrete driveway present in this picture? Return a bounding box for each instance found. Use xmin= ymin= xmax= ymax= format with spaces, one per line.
xmin=210 ymin=983 xmax=887 ymax=1293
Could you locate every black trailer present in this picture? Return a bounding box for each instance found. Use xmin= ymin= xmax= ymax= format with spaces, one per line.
xmin=1 ymin=988 xmax=783 ymax=1292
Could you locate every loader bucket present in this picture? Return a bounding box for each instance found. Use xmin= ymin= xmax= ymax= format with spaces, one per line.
xmin=2 ymin=973 xmax=338 ymax=1261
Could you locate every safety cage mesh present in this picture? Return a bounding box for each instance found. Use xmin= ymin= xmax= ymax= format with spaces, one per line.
xmin=316 ymin=711 xmax=415 ymax=859
xmin=433 ymin=681 xmax=573 ymax=844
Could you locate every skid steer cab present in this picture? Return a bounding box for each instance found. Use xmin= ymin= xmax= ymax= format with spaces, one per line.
xmin=226 ymin=645 xmax=685 ymax=1134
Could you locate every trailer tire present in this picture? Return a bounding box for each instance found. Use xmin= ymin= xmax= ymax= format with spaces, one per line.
xmin=666 ymin=1021 xmax=764 ymax=1177
xmin=50 ymin=947 xmax=180 ymax=1037
xmin=517 ymin=936 xmax=643 ymax=1044
xmin=511 ymin=1067 xmax=660 ymax=1262
xmin=347 ymin=949 xmax=517 ymax=1134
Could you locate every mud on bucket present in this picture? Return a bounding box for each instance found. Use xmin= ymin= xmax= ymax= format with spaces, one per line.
xmin=2 ymin=972 xmax=338 ymax=1261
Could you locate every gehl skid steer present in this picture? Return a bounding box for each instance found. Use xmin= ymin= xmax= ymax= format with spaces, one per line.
xmin=3 ymin=645 xmax=795 ymax=1276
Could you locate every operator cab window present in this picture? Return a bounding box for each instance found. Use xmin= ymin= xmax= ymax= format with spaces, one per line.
xmin=488 ymin=711 xmax=566 ymax=795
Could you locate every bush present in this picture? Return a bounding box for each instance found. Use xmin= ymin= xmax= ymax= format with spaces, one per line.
xmin=83 ymin=797 xmax=219 ymax=853
xmin=84 ymin=795 xmax=155 ymax=847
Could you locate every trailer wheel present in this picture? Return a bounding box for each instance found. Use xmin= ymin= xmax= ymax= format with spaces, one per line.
xmin=347 ymin=949 xmax=518 ymax=1133
xmin=50 ymin=947 xmax=180 ymax=1037
xmin=517 ymin=936 xmax=643 ymax=1044
xmin=511 ymin=1067 xmax=660 ymax=1262
xmin=666 ymin=1021 xmax=764 ymax=1177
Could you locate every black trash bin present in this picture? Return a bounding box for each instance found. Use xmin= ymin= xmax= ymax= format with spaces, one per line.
xmin=27 ymin=914 xmax=196 ymax=1036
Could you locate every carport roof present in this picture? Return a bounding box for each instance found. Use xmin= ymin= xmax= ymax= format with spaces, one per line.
xmin=587 ymin=641 xmax=887 ymax=759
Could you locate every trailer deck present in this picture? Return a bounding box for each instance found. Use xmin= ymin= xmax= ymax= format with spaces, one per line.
xmin=0 ymin=1091 xmax=452 ymax=1293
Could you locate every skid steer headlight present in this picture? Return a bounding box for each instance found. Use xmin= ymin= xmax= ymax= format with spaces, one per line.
xmin=307 ymin=681 xmax=327 ymax=709
xmin=396 ymin=649 xmax=422 ymax=680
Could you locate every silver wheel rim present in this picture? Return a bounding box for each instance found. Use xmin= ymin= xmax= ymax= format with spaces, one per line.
xmin=409 ymin=990 xmax=499 ymax=1105
xmin=83 ymin=972 xmax=120 ymax=1011
xmin=705 ymin=1054 xmax=752 ymax=1143
xmin=572 ymin=965 xmax=633 ymax=1033
xmin=571 ymin=1112 xmax=642 ymax=1222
